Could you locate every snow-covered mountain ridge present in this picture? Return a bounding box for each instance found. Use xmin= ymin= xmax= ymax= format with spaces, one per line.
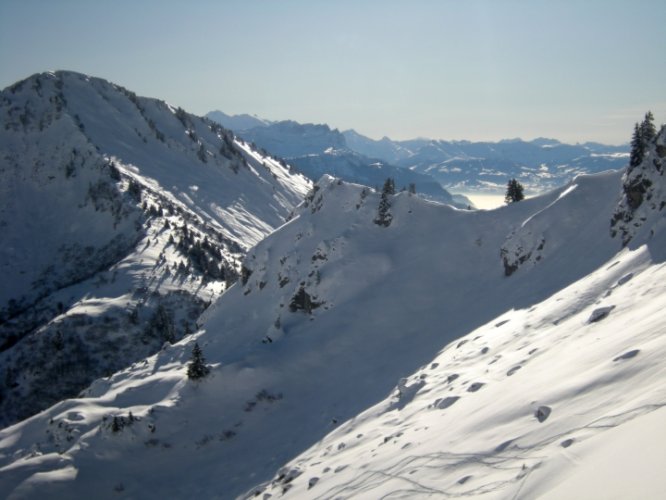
xmin=0 ymin=71 xmax=310 ymax=426
xmin=0 ymin=115 xmax=664 ymax=498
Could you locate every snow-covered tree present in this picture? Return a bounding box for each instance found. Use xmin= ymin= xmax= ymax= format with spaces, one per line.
xmin=504 ymin=179 xmax=525 ymax=204
xmin=187 ymin=342 xmax=210 ymax=380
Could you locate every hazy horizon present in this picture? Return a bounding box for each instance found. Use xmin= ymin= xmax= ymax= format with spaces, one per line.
xmin=1 ymin=0 xmax=664 ymax=145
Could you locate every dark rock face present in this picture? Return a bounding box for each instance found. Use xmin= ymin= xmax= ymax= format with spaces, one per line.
xmin=289 ymin=286 xmax=323 ymax=314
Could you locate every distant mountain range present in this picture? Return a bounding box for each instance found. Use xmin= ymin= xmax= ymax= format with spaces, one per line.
xmin=208 ymin=111 xmax=629 ymax=196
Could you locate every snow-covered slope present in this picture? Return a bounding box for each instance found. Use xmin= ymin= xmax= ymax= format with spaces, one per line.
xmin=256 ymin=243 xmax=666 ymax=499
xmin=0 ymin=143 xmax=666 ymax=498
xmin=0 ymin=71 xmax=310 ymax=426
xmin=0 ymin=108 xmax=663 ymax=499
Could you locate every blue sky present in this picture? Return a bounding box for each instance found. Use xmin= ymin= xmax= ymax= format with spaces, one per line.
xmin=1 ymin=0 xmax=664 ymax=144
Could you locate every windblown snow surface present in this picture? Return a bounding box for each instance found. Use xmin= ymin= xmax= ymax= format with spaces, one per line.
xmin=0 ymin=125 xmax=665 ymax=499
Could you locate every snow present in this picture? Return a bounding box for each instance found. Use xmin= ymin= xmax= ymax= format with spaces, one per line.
xmin=536 ymin=407 xmax=666 ymax=500
xmin=0 ymin=151 xmax=664 ymax=499
xmin=1 ymin=72 xmax=664 ymax=500
xmin=255 ymin=245 xmax=666 ymax=499
xmin=0 ymin=71 xmax=311 ymax=428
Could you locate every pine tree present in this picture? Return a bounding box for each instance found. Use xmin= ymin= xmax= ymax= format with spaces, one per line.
xmin=629 ymin=122 xmax=643 ymax=168
xmin=504 ymin=179 xmax=525 ymax=204
xmin=630 ymin=112 xmax=656 ymax=169
xmin=374 ymin=177 xmax=395 ymax=227
xmin=641 ymin=111 xmax=656 ymax=143
xmin=187 ymin=342 xmax=210 ymax=380
xmin=111 ymin=416 xmax=122 ymax=433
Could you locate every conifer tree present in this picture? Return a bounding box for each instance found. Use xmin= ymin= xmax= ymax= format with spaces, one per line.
xmin=504 ymin=179 xmax=525 ymax=204
xmin=641 ymin=111 xmax=656 ymax=143
xmin=374 ymin=177 xmax=395 ymax=227
xmin=630 ymin=112 xmax=656 ymax=169
xmin=629 ymin=122 xmax=643 ymax=168
xmin=187 ymin=342 xmax=210 ymax=380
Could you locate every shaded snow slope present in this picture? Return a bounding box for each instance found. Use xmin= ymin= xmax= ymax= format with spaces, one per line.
xmin=3 ymin=159 xmax=664 ymax=499
xmin=0 ymin=71 xmax=310 ymax=426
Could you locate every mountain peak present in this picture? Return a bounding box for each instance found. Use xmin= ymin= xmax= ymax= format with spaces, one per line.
xmin=0 ymin=71 xmax=310 ymax=427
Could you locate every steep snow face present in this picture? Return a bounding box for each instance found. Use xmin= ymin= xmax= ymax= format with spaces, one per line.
xmin=500 ymin=173 xmax=621 ymax=277
xmin=3 ymin=165 xmax=662 ymax=500
xmin=256 ymin=245 xmax=666 ymax=499
xmin=0 ymin=71 xmax=310 ymax=426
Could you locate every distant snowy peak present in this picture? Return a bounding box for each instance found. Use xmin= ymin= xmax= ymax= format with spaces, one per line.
xmin=239 ymin=120 xmax=347 ymax=158
xmin=205 ymin=110 xmax=272 ymax=131
xmin=342 ymin=129 xmax=414 ymax=164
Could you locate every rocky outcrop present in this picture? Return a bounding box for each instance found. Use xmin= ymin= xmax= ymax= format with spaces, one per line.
xmin=611 ymin=125 xmax=666 ymax=246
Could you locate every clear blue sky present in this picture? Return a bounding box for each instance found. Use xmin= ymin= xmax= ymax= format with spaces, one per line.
xmin=1 ymin=0 xmax=664 ymax=144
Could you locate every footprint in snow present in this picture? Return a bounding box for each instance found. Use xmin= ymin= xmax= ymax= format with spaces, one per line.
xmin=613 ymin=349 xmax=640 ymax=362
xmin=435 ymin=396 xmax=460 ymax=409
xmin=495 ymin=439 xmax=514 ymax=452
xmin=506 ymin=365 xmax=522 ymax=376
xmin=617 ymin=273 xmax=634 ymax=286
xmin=588 ymin=306 xmax=615 ymax=323
xmin=561 ymin=438 xmax=575 ymax=448
xmin=535 ymin=405 xmax=552 ymax=423
xmin=458 ymin=475 xmax=472 ymax=485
